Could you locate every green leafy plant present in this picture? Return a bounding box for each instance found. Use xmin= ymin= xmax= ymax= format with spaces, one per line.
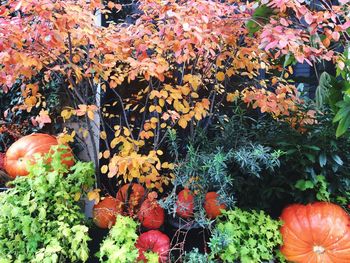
xmin=143 ymin=251 xmax=159 ymax=263
xmin=239 ymin=105 xmax=350 ymax=210
xmin=295 ymin=175 xmax=330 ymax=202
xmin=208 ymin=208 xmax=283 ymax=263
xmin=98 ymin=215 xmax=140 ymax=263
xmin=315 ymin=47 xmax=350 ymax=137
xmin=0 ymin=145 xmax=95 ymax=262
xmin=183 ymin=248 xmax=212 ymax=263
xmin=233 ymin=144 xmax=283 ymax=178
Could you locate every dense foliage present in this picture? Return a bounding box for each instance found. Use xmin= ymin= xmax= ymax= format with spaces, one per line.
xmin=175 ymin=104 xmax=350 ymax=214
xmin=0 ymin=146 xmax=95 ymax=262
xmin=209 ymin=208 xmax=283 ymax=263
xmin=1 ymin=0 xmax=350 ymax=194
xmin=1 ymin=0 xmax=350 ymax=261
xmin=98 ymin=215 xmax=140 ymax=263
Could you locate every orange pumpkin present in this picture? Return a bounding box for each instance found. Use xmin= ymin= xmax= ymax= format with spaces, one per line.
xmin=116 ymin=183 xmax=145 ymax=215
xmin=138 ymin=198 xmax=165 ymax=229
xmin=280 ymin=202 xmax=350 ymax=263
xmin=176 ymin=188 xmax=194 ymax=219
xmin=204 ymin=192 xmax=226 ymax=219
xmin=136 ymin=230 xmax=170 ymax=263
xmin=92 ymin=196 xmax=122 ymax=229
xmin=4 ymin=133 xmax=74 ymax=178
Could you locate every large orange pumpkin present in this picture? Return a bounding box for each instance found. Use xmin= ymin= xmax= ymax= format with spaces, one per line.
xmin=176 ymin=188 xmax=194 ymax=219
xmin=204 ymin=192 xmax=226 ymax=219
xmin=280 ymin=202 xmax=350 ymax=263
xmin=92 ymin=196 xmax=122 ymax=229
xmin=116 ymin=183 xmax=145 ymax=215
xmin=4 ymin=133 xmax=74 ymax=178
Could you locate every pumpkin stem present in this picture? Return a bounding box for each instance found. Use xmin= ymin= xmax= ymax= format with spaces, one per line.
xmin=313 ymin=245 xmax=325 ymax=254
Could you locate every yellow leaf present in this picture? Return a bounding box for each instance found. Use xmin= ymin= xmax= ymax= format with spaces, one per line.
xmin=87 ymin=110 xmax=95 ymax=120
xmin=101 ymin=165 xmax=108 ymax=174
xmin=103 ymin=150 xmax=110 ymax=159
xmin=73 ymin=192 xmax=81 ymax=201
xmin=61 ymin=109 xmax=73 ymax=121
xmin=191 ymin=92 xmax=199 ymax=98
xmin=226 ymin=67 xmax=235 ymax=77
xmin=157 ymin=150 xmax=163 ymax=155
xmin=159 ymin=99 xmax=165 ymax=107
xmin=87 ymin=189 xmax=101 ymax=204
xmin=173 ymin=100 xmax=183 ymax=112
xmin=160 ymin=123 xmax=167 ymax=128
xmin=123 ymin=127 xmax=131 ymax=136
xmin=216 ymin=72 xmax=225 ymax=82
xmin=156 ymin=106 xmax=162 ymax=113
xmin=226 ymin=91 xmax=240 ymax=102
xmin=100 ymin=131 xmax=107 ymax=140
xmin=110 ymin=137 xmax=119 ymax=149
xmin=161 ymin=162 xmax=169 ymax=168
xmin=149 ymin=105 xmax=156 ymax=112
xmin=178 ymin=117 xmax=188 ymax=129
xmin=83 ymin=130 xmax=89 ymax=138
xmin=181 ymin=86 xmax=191 ymax=96
xmin=150 ymin=117 xmax=158 ymax=123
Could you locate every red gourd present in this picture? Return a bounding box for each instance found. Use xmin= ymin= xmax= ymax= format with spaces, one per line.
xmin=280 ymin=202 xmax=350 ymax=263
xmin=92 ymin=196 xmax=122 ymax=229
xmin=135 ymin=230 xmax=170 ymax=263
xmin=176 ymin=188 xmax=194 ymax=219
xmin=138 ymin=196 xmax=165 ymax=229
xmin=204 ymin=192 xmax=226 ymax=219
xmin=4 ymin=133 xmax=74 ymax=178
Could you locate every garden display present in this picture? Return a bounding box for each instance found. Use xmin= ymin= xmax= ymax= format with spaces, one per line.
xmin=0 ymin=0 xmax=349 ymax=262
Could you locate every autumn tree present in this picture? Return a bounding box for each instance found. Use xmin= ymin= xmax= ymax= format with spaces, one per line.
xmin=1 ymin=0 xmax=350 ymax=192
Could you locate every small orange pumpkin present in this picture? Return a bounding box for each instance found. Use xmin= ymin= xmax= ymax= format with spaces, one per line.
xmin=116 ymin=183 xmax=145 ymax=215
xmin=92 ymin=196 xmax=122 ymax=229
xmin=204 ymin=192 xmax=226 ymax=219
xmin=176 ymin=188 xmax=194 ymax=219
xmin=138 ymin=196 xmax=165 ymax=229
xmin=280 ymin=202 xmax=350 ymax=263
xmin=4 ymin=133 xmax=74 ymax=178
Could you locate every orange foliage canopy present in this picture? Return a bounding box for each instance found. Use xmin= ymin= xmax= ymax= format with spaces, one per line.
xmin=1 ymin=0 xmax=350 ymax=189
